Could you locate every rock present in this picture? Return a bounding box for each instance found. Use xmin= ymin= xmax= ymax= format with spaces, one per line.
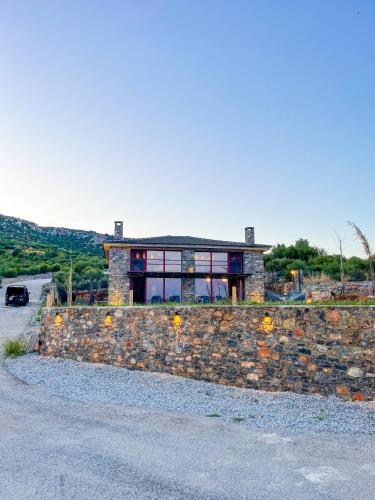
xmin=347 ymin=367 xmax=364 ymax=378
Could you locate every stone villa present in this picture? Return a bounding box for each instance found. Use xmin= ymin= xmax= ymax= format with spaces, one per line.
xmin=104 ymin=222 xmax=271 ymax=305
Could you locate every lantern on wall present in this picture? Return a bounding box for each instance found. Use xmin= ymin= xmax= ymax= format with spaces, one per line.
xmin=55 ymin=313 xmax=62 ymax=327
xmin=104 ymin=313 xmax=112 ymax=328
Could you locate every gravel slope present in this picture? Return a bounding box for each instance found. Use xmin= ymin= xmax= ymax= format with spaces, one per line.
xmin=6 ymin=354 xmax=375 ymax=435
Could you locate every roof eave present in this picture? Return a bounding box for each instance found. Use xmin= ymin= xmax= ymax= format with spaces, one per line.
xmin=103 ymin=241 xmax=271 ymax=259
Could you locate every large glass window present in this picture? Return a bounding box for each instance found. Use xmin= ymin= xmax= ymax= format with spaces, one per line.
xmin=165 ymin=278 xmax=181 ymax=302
xmin=147 ymin=250 xmax=164 ymax=271
xmin=213 ymin=278 xmax=229 ymax=301
xmin=131 ymin=250 xmax=181 ymax=272
xmin=195 ymin=278 xmax=212 ymax=303
xmin=194 ymin=251 xmax=243 ymax=274
xmin=195 ymin=278 xmax=230 ymax=303
xmin=145 ymin=277 xmax=181 ymax=303
xmin=165 ymin=251 xmax=182 ymax=272
xmin=194 ymin=252 xmax=211 ymax=272
xmin=146 ymin=278 xmax=163 ymax=303
xmin=212 ymin=252 xmax=228 ymax=272
xmin=130 ymin=250 xmax=146 ymax=271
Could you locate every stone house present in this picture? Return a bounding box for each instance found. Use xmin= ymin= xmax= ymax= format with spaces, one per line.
xmin=103 ymin=222 xmax=271 ymax=305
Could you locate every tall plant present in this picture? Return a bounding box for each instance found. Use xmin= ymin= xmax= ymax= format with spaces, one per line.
xmin=347 ymin=221 xmax=375 ymax=295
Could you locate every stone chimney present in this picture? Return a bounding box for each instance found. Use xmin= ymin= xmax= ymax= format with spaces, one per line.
xmin=245 ymin=226 xmax=255 ymax=245
xmin=114 ymin=221 xmax=124 ymax=239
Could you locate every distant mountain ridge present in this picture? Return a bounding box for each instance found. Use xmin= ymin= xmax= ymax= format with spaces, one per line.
xmin=0 ymin=214 xmax=109 ymax=254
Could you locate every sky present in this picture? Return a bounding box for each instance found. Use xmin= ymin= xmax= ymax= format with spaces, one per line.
xmin=0 ymin=0 xmax=374 ymax=257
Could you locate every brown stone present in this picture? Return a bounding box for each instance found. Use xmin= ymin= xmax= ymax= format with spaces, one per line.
xmin=299 ymin=355 xmax=310 ymax=364
xmin=259 ymin=348 xmax=270 ymax=359
xmin=240 ymin=361 xmax=254 ymax=368
xmin=336 ymin=384 xmax=350 ymax=396
xmin=294 ymin=328 xmax=303 ymax=337
xmin=352 ymin=392 xmax=365 ymax=402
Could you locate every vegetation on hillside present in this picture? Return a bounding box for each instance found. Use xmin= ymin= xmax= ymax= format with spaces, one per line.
xmin=0 ymin=236 xmax=107 ymax=290
xmin=0 ymin=214 xmax=108 ymax=290
xmin=264 ymin=238 xmax=371 ymax=281
xmin=1 ymin=214 xmax=372 ymax=291
xmin=0 ymin=213 xmax=108 ymax=254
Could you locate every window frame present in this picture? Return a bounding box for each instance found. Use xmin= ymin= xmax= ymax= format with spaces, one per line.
xmin=195 ymin=277 xmax=229 ymax=303
xmin=145 ymin=277 xmax=182 ymax=303
xmin=130 ymin=249 xmax=182 ymax=272
xmin=194 ymin=251 xmax=243 ymax=274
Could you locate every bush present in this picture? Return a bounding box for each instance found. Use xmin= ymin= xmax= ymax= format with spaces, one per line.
xmin=39 ymin=263 xmax=49 ymax=273
xmin=4 ymin=338 xmax=26 ymax=358
xmin=1 ymin=267 xmax=17 ymax=278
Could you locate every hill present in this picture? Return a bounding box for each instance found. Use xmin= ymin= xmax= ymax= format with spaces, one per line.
xmin=0 ymin=214 xmax=108 ymax=289
xmin=0 ymin=214 xmax=108 ymax=254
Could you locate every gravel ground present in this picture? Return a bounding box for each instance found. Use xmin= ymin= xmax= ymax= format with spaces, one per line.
xmin=6 ymin=354 xmax=375 ymax=435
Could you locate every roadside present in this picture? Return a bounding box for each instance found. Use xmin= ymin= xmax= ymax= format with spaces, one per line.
xmin=1 ymin=273 xmax=52 ymax=286
xmin=6 ymin=354 xmax=375 ymax=435
xmin=0 ymin=278 xmax=50 ymax=347
xmin=1 ymin=279 xmax=375 ymax=499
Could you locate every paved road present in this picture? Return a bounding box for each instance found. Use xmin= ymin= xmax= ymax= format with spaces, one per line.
xmin=0 ymin=278 xmax=49 ymax=345
xmin=0 ymin=280 xmax=375 ymax=499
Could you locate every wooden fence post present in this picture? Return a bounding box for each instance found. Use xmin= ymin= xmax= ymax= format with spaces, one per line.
xmin=232 ymin=286 xmax=237 ymax=305
xmin=129 ymin=290 xmax=134 ymax=306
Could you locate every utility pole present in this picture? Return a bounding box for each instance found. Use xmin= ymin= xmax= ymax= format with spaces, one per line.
xmin=67 ymin=251 xmax=73 ymax=306
xmin=335 ymin=232 xmax=345 ymax=297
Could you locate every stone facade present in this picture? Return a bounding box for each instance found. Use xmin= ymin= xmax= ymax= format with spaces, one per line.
xmin=108 ymin=247 xmax=130 ymax=305
xmin=244 ymin=251 xmax=265 ymax=302
xmin=41 ymin=305 xmax=375 ymax=401
xmin=181 ymin=249 xmax=195 ymax=302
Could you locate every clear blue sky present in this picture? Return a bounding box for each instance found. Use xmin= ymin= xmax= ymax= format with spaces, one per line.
xmin=0 ymin=1 xmax=374 ymax=256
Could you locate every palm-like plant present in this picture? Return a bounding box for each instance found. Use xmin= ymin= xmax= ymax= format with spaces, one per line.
xmin=347 ymin=221 xmax=375 ymax=295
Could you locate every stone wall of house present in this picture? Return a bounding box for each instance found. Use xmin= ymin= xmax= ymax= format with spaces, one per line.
xmin=41 ymin=305 xmax=375 ymax=401
xmin=108 ymin=247 xmax=130 ymax=305
xmin=244 ymin=252 xmax=265 ymax=302
xmin=181 ymin=249 xmax=195 ymax=302
xmin=106 ymin=247 xmax=267 ymax=303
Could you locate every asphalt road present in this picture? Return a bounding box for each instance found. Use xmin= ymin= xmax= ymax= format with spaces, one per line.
xmin=0 ymin=279 xmax=374 ymax=500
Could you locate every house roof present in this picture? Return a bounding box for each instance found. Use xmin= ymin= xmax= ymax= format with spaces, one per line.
xmin=104 ymin=235 xmax=271 ymax=250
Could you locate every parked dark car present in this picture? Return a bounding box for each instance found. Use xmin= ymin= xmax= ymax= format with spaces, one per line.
xmin=5 ymin=285 xmax=30 ymax=306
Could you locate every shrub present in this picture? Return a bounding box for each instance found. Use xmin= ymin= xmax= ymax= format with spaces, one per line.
xmin=39 ymin=263 xmax=49 ymax=273
xmin=4 ymin=338 xmax=26 ymax=358
xmin=1 ymin=267 xmax=17 ymax=278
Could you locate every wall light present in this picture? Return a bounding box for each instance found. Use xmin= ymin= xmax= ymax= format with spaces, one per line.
xmin=104 ymin=313 xmax=112 ymax=328
xmin=172 ymin=313 xmax=182 ymax=328
xmin=55 ymin=313 xmax=62 ymax=327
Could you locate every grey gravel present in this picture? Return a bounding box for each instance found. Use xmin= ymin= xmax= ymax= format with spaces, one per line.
xmin=6 ymin=354 xmax=375 ymax=435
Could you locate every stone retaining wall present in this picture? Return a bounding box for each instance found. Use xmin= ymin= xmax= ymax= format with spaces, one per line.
xmin=306 ymin=281 xmax=375 ymax=301
xmin=41 ymin=305 xmax=375 ymax=401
